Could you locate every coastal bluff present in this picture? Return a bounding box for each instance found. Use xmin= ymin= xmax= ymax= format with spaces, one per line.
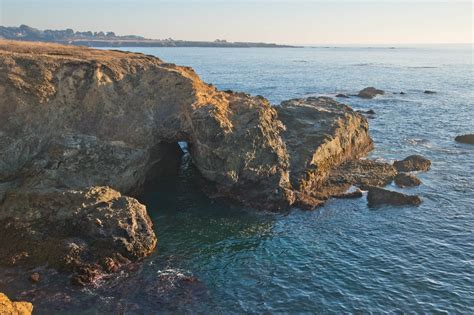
xmin=0 ymin=40 xmax=375 ymax=283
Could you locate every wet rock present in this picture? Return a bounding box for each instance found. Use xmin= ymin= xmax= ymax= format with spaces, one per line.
xmin=335 ymin=93 xmax=349 ymax=98
xmin=356 ymin=109 xmax=375 ymax=115
xmin=455 ymin=134 xmax=474 ymax=145
xmin=29 ymin=272 xmax=40 ymax=283
xmin=424 ymin=90 xmax=436 ymax=94
xmin=293 ymin=192 xmax=326 ymax=210
xmin=357 ymin=87 xmax=385 ymax=99
xmin=367 ymin=186 xmax=422 ymax=207
xmin=393 ymin=155 xmax=431 ymax=172
xmin=333 ymin=188 xmax=363 ymax=199
xmin=0 ymin=292 xmax=33 ymax=315
xmin=394 ymin=173 xmax=422 ymax=187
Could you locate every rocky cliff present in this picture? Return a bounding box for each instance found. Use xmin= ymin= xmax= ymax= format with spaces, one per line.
xmin=0 ymin=40 xmax=375 ymax=282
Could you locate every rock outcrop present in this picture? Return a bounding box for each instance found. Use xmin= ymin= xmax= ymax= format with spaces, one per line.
xmin=455 ymin=134 xmax=474 ymax=145
xmin=394 ymin=173 xmax=421 ymax=187
xmin=0 ymin=41 xmax=378 ymax=279
xmin=367 ymin=187 xmax=422 ymax=207
xmin=393 ymin=155 xmax=431 ymax=172
xmin=0 ymin=292 xmax=33 ymax=315
xmin=0 ymin=186 xmax=157 ymax=284
xmin=357 ymin=87 xmax=384 ymax=99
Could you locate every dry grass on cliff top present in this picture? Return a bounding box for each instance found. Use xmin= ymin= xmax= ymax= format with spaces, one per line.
xmin=0 ymin=39 xmax=161 ymax=63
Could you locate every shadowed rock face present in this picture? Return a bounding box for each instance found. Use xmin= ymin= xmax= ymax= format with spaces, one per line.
xmin=0 ymin=41 xmax=375 ymax=279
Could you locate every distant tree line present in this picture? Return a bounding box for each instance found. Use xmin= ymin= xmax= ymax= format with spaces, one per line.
xmin=0 ymin=24 xmax=297 ymax=48
xmin=0 ymin=25 xmax=144 ymax=41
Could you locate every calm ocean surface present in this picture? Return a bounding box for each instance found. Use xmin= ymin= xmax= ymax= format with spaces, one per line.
xmin=3 ymin=45 xmax=474 ymax=313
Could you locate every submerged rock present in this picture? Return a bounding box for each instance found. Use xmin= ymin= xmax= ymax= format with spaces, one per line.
xmin=394 ymin=173 xmax=422 ymax=187
xmin=424 ymin=90 xmax=436 ymax=94
xmin=335 ymin=93 xmax=349 ymax=98
xmin=393 ymin=155 xmax=431 ymax=172
xmin=357 ymin=87 xmax=385 ymax=99
xmin=0 ymin=292 xmax=33 ymax=315
xmin=455 ymin=134 xmax=474 ymax=145
xmin=367 ymin=187 xmax=422 ymax=207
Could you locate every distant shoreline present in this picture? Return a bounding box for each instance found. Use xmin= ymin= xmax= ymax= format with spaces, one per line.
xmin=0 ymin=25 xmax=299 ymax=48
xmin=59 ymin=40 xmax=299 ymax=48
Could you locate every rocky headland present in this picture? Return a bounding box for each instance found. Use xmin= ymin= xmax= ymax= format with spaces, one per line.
xmin=0 ymin=40 xmax=429 ymax=292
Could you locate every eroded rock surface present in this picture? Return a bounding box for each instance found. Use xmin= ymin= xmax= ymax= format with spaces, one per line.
xmin=0 ymin=41 xmax=379 ymax=277
xmin=0 ymin=292 xmax=33 ymax=315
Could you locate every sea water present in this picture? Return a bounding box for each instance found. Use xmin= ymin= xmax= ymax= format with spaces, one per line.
xmin=1 ymin=45 xmax=473 ymax=313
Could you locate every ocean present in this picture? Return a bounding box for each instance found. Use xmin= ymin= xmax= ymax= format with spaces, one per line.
xmin=2 ymin=45 xmax=473 ymax=313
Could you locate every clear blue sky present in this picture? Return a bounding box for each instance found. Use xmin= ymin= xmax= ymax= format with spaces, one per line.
xmin=0 ymin=0 xmax=472 ymax=44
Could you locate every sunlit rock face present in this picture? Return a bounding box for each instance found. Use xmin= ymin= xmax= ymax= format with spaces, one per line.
xmin=0 ymin=292 xmax=33 ymax=315
xmin=0 ymin=40 xmax=374 ymax=279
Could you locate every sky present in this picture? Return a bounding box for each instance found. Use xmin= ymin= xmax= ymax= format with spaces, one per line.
xmin=0 ymin=0 xmax=472 ymax=44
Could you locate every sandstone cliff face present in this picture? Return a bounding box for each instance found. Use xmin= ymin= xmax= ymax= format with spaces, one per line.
xmin=0 ymin=40 xmax=374 ymax=280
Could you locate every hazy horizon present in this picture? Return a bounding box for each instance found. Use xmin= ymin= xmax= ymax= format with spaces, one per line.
xmin=0 ymin=0 xmax=472 ymax=45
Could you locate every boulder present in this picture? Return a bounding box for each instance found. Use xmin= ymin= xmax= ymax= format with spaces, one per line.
xmin=0 ymin=293 xmax=33 ymax=315
xmin=357 ymin=87 xmax=385 ymax=99
xmin=29 ymin=273 xmax=40 ymax=283
xmin=0 ymin=186 xmax=157 ymax=285
xmin=394 ymin=173 xmax=421 ymax=187
xmin=367 ymin=187 xmax=422 ymax=207
xmin=393 ymin=155 xmax=431 ymax=172
xmin=455 ymin=134 xmax=474 ymax=145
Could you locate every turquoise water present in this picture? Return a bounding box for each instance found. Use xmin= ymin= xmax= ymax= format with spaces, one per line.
xmin=2 ymin=46 xmax=473 ymax=313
